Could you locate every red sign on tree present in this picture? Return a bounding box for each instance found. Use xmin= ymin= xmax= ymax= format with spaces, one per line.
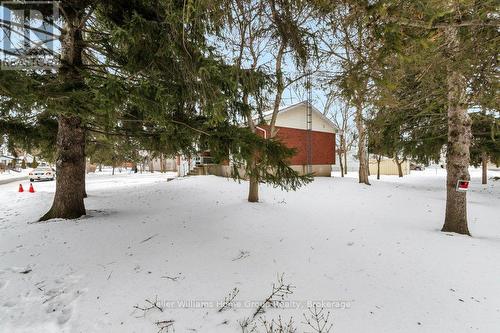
xmin=456 ymin=180 xmax=470 ymax=192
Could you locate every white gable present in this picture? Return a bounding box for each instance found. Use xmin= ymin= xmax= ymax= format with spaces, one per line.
xmin=262 ymin=101 xmax=337 ymax=133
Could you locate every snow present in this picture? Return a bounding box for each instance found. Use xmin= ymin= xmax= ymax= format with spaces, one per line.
xmin=0 ymin=169 xmax=499 ymax=332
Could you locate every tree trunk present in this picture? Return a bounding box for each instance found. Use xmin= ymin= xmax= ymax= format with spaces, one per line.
xmin=248 ymin=157 xmax=259 ymax=203
xmin=481 ymin=152 xmax=488 ymax=185
xmin=248 ymin=179 xmax=259 ymax=202
xmin=355 ymin=102 xmax=370 ymax=185
xmin=376 ymin=155 xmax=381 ymax=180
xmin=39 ymin=6 xmax=86 ymax=221
xmin=268 ymin=28 xmax=286 ymax=139
xmin=98 ymin=163 xmax=102 ymax=172
xmin=247 ymin=121 xmax=260 ymax=203
xmin=337 ymin=133 xmax=344 ymax=177
xmin=82 ymin=144 xmax=87 ymax=198
xmin=394 ymin=156 xmax=404 ymax=178
xmin=83 ymin=166 xmax=87 ymax=198
xmin=442 ymin=26 xmax=471 ymax=235
xmin=344 ymin=148 xmax=348 ymax=175
xmin=338 ymin=146 xmax=344 ymax=177
xmin=40 ymin=116 xmax=86 ymax=221
xmin=160 ymin=154 xmax=165 ymax=173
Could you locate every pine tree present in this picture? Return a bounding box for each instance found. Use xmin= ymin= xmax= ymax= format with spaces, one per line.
xmin=470 ymin=112 xmax=500 ymax=184
xmin=31 ymin=156 xmax=38 ymax=169
xmin=219 ymin=0 xmax=314 ymax=202
xmin=367 ymin=0 xmax=498 ymax=235
xmin=1 ymin=1 xmax=236 ymax=220
xmin=1 ymin=0 xmax=311 ymax=219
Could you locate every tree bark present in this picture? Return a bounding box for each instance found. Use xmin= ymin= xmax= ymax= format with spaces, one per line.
xmin=245 ymin=94 xmax=260 ymax=203
xmin=82 ymin=143 xmax=87 ymax=198
xmin=250 ymin=41 xmax=285 ymax=200
xmin=160 ymin=154 xmax=165 ymax=173
xmin=40 ymin=6 xmax=86 ymax=221
xmin=338 ymin=136 xmax=344 ymax=177
xmin=248 ymin=154 xmax=259 ymax=202
xmin=481 ymin=152 xmax=488 ymax=185
xmin=394 ymin=155 xmax=404 ymax=178
xmin=355 ymin=102 xmax=370 ymax=185
xmin=40 ymin=116 xmax=86 ymax=221
xmin=442 ymin=26 xmax=471 ymax=235
xmin=83 ymin=167 xmax=87 ymax=198
xmin=344 ymin=147 xmax=348 ymax=175
xmin=376 ymin=155 xmax=381 ymax=180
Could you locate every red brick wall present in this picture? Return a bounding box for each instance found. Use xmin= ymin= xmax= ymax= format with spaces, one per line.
xmin=258 ymin=126 xmax=335 ymax=165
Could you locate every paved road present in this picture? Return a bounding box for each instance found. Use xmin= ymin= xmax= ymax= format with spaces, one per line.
xmin=0 ymin=176 xmax=28 ymax=186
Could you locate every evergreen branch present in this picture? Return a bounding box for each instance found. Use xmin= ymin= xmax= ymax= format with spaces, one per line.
xmin=0 ymin=18 xmax=59 ymax=38
xmin=390 ymin=18 xmax=500 ymax=30
xmin=170 ymin=119 xmax=212 ymax=136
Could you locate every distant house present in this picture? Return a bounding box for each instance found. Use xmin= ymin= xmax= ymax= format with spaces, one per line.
xmin=369 ymin=157 xmax=410 ymax=176
xmin=197 ymin=101 xmax=338 ymax=177
xmin=334 ymin=141 xmax=414 ymax=177
xmin=0 ymin=154 xmax=15 ymax=166
xmin=0 ymin=144 xmax=15 ymax=170
xmin=255 ymin=101 xmax=338 ymax=176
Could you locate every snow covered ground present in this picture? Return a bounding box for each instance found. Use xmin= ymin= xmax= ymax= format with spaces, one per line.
xmin=0 ymin=169 xmax=499 ymax=333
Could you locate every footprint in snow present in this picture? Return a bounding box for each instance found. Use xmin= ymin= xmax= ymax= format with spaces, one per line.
xmin=57 ymin=307 xmax=72 ymax=325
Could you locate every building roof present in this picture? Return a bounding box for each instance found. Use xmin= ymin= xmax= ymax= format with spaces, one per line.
xmin=259 ymin=101 xmax=339 ymax=133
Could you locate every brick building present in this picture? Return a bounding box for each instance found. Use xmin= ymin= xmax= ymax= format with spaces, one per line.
xmin=256 ymin=101 xmax=337 ymax=176
xmin=197 ymin=101 xmax=337 ymax=178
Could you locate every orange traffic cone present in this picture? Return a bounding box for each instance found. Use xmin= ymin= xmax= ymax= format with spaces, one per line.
xmin=18 ymin=184 xmax=24 ymax=192
xmin=29 ymin=183 xmax=35 ymax=193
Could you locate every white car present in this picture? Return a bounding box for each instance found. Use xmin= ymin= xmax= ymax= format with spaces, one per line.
xmin=29 ymin=167 xmax=56 ymax=182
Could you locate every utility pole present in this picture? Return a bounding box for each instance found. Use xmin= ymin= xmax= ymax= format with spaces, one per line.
xmin=306 ymin=68 xmax=313 ymax=174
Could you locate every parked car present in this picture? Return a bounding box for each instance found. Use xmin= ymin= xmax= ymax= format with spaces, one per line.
xmin=29 ymin=167 xmax=56 ymax=182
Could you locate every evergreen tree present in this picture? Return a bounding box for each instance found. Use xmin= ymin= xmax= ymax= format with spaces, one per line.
xmin=0 ymin=0 xmax=237 ymax=220
xmin=317 ymin=1 xmax=377 ymax=185
xmin=470 ymin=112 xmax=500 ymax=184
xmin=368 ymin=0 xmax=498 ymax=235
xmin=31 ymin=156 xmax=38 ymax=169
xmin=217 ymin=0 xmax=314 ymax=202
xmin=1 ymin=0 xmax=312 ymax=220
